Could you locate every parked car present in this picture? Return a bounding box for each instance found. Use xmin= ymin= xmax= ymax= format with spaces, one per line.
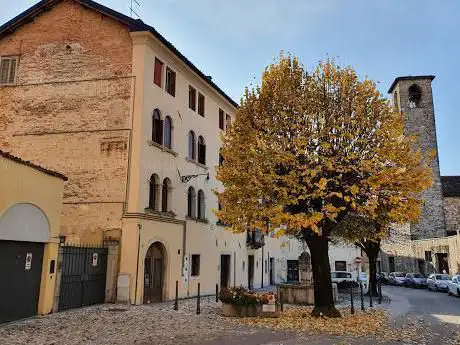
xmin=389 ymin=272 xmax=406 ymax=285
xmin=377 ymin=272 xmax=390 ymax=284
xmin=405 ymin=273 xmax=427 ymax=288
xmin=427 ymin=274 xmax=450 ymax=291
xmin=331 ymin=271 xmax=358 ymax=289
xmin=447 ymin=275 xmax=460 ymax=297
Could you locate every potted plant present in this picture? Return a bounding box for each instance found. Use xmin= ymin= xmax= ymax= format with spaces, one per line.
xmin=219 ymin=287 xmax=280 ymax=317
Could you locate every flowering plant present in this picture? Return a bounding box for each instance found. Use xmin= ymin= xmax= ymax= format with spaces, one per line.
xmin=219 ymin=287 xmax=277 ymax=306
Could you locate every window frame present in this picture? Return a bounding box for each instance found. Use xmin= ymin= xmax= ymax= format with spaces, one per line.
xmin=152 ymin=109 xmax=163 ymax=145
xmin=165 ymin=67 xmax=176 ymax=97
xmin=161 ymin=178 xmax=171 ymax=212
xmin=149 ymin=174 xmax=160 ymax=211
xmin=198 ymin=93 xmax=205 ymax=117
xmin=188 ymin=130 xmax=196 ymax=160
xmin=153 ymin=57 xmax=163 ymax=88
xmin=334 ymin=261 xmax=347 ymax=272
xmin=191 ymin=254 xmax=201 ymax=277
xmin=163 ymin=116 xmax=172 ymax=149
xmin=197 ymin=189 xmax=205 ymax=220
xmin=197 ymin=136 xmax=206 ymax=165
xmin=225 ymin=114 xmax=231 ymax=132
xmin=0 ymin=56 xmax=19 ymax=86
xmin=219 ymin=108 xmax=225 ymax=130
xmin=187 ymin=186 xmax=196 ymax=218
xmin=189 ymin=85 xmax=197 ymax=111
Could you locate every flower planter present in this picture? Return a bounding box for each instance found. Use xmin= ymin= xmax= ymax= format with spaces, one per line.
xmin=221 ymin=302 xmax=280 ymax=318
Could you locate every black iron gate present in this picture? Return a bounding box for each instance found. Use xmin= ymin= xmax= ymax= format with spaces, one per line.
xmin=58 ymin=245 xmax=108 ymax=311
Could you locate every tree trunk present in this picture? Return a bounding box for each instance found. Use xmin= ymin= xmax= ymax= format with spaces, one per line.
xmin=367 ymin=252 xmax=378 ymax=296
xmin=359 ymin=240 xmax=380 ymax=297
xmin=306 ymin=234 xmax=341 ymax=317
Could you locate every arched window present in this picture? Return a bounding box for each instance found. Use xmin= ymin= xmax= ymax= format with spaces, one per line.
xmin=187 ymin=186 xmax=196 ymax=217
xmin=197 ymin=136 xmax=206 ymax=165
xmin=162 ymin=178 xmax=171 ymax=212
xmin=197 ymin=190 xmax=205 ymax=220
xmin=152 ymin=109 xmax=163 ymax=145
xmin=188 ymin=131 xmax=196 ymax=160
xmin=149 ymin=174 xmax=160 ymax=210
xmin=164 ymin=116 xmax=172 ymax=149
xmin=408 ymin=84 xmax=422 ymax=107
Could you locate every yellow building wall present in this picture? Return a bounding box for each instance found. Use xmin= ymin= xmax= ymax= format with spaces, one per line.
xmin=0 ymin=155 xmax=65 ymax=315
xmin=119 ymin=31 xmax=306 ymax=305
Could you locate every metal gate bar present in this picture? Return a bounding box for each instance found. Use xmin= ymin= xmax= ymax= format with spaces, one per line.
xmin=58 ymin=245 xmax=108 ymax=311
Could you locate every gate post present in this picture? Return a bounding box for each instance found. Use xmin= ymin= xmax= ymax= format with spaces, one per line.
xmin=52 ymin=245 xmax=64 ymax=313
xmin=105 ymin=242 xmax=120 ymax=303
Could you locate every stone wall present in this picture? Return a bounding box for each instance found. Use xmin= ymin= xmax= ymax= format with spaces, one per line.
xmin=444 ymin=197 xmax=460 ymax=234
xmin=381 ymin=234 xmax=460 ymax=275
xmin=0 ymin=0 xmax=134 ymax=244
xmin=392 ymin=77 xmax=446 ymax=239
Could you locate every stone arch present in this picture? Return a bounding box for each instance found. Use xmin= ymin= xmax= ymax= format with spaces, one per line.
xmin=143 ymin=240 xmax=168 ymax=303
xmin=0 ymin=203 xmax=50 ymax=242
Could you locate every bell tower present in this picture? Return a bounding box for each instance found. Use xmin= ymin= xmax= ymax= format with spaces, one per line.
xmin=388 ymin=76 xmax=446 ymax=239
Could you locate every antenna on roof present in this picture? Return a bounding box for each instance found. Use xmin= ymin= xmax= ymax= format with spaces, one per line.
xmin=129 ymin=0 xmax=141 ymax=19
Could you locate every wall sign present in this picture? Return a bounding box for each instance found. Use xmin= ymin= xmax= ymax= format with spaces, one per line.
xmin=92 ymin=253 xmax=98 ymax=267
xmin=25 ymin=253 xmax=32 ymax=270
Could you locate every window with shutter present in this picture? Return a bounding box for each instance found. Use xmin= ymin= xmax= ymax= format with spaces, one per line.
xmin=152 ymin=109 xmax=163 ymax=145
xmin=219 ymin=109 xmax=224 ymax=130
xmin=198 ymin=93 xmax=205 ymax=116
xmin=225 ymin=114 xmax=231 ymax=131
xmin=188 ymin=131 xmax=196 ymax=160
xmin=197 ymin=190 xmax=205 ymax=220
xmin=154 ymin=58 xmax=163 ymax=87
xmin=187 ymin=186 xmax=196 ymax=217
xmin=165 ymin=67 xmax=176 ymax=96
xmin=191 ymin=254 xmax=200 ymax=276
xmin=189 ymin=86 xmax=196 ymax=111
xmin=0 ymin=57 xmax=18 ymax=85
xmin=198 ymin=136 xmax=206 ymax=165
xmin=164 ymin=117 xmax=172 ymax=149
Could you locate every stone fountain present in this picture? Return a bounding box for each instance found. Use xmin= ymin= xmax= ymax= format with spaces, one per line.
xmin=278 ymin=252 xmax=338 ymax=305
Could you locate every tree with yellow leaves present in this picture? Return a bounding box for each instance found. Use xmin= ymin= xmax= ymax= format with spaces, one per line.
xmin=216 ymin=54 xmax=433 ymax=317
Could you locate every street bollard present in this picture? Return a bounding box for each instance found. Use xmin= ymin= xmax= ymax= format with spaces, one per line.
xmin=360 ymin=281 xmax=365 ymax=311
xmin=280 ymin=291 xmax=284 ymax=312
xmin=378 ymin=281 xmax=382 ymax=304
xmin=369 ymin=280 xmax=373 ymax=308
xmin=216 ymin=284 xmax=219 ymax=303
xmin=173 ymin=280 xmax=179 ymax=310
xmin=350 ymin=284 xmax=355 ymax=315
xmin=196 ymin=283 xmax=201 ymax=315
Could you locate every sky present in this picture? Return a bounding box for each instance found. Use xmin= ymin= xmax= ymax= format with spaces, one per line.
xmin=1 ymin=0 xmax=459 ymax=175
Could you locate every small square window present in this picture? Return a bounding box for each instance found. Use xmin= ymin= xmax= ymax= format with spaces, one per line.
xmin=153 ymin=58 xmax=163 ymax=87
xmin=198 ymin=93 xmax=205 ymax=117
xmin=165 ymin=67 xmax=176 ymax=97
xmin=425 ymin=251 xmax=432 ymax=261
xmin=335 ymin=261 xmax=347 ymax=271
xmin=0 ymin=56 xmax=18 ymax=85
xmin=191 ymin=254 xmax=200 ymax=276
xmin=189 ymin=86 xmax=196 ymax=111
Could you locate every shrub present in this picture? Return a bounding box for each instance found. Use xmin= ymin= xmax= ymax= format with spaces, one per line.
xmin=219 ymin=287 xmax=277 ymax=306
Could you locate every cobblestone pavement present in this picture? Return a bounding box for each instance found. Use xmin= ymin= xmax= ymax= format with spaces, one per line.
xmin=0 ymin=286 xmax=458 ymax=345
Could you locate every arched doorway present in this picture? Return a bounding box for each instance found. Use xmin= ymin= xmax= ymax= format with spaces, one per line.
xmin=143 ymin=242 xmax=166 ymax=303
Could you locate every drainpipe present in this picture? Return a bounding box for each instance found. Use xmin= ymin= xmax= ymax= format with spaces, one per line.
xmin=233 ymin=251 xmax=236 ymax=287
xmin=261 ymin=246 xmax=264 ymax=289
xmin=134 ymin=221 xmax=142 ymax=305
